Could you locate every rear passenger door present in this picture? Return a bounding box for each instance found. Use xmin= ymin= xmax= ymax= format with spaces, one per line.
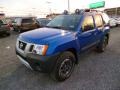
xmin=93 ymin=14 xmax=104 ymax=40
xmin=78 ymin=15 xmax=97 ymax=51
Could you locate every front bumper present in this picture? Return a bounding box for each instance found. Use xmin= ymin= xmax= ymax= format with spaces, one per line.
xmin=16 ymin=50 xmax=60 ymax=73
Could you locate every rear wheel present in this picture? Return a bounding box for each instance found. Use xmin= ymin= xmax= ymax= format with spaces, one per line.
xmin=18 ymin=29 xmax=22 ymax=33
xmin=50 ymin=51 xmax=76 ymax=81
xmin=17 ymin=28 xmax=22 ymax=33
xmin=97 ymin=36 xmax=108 ymax=52
xmin=6 ymin=32 xmax=10 ymax=36
xmin=4 ymin=31 xmax=10 ymax=36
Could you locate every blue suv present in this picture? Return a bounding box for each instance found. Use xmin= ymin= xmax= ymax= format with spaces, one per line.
xmin=16 ymin=9 xmax=110 ymax=81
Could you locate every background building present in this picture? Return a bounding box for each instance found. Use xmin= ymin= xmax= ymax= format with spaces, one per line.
xmin=104 ymin=7 xmax=120 ymax=17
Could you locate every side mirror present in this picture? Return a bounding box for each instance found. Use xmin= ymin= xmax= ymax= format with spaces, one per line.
xmin=76 ymin=27 xmax=82 ymax=35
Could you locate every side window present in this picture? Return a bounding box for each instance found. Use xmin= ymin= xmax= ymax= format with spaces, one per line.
xmin=94 ymin=14 xmax=103 ymax=28
xmin=82 ymin=16 xmax=94 ymax=32
xmin=22 ymin=19 xmax=34 ymax=23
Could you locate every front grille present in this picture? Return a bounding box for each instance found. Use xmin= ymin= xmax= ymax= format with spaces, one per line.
xmin=19 ymin=41 xmax=27 ymax=51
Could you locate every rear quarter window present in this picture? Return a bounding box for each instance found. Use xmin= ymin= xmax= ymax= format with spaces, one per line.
xmin=102 ymin=13 xmax=110 ymax=24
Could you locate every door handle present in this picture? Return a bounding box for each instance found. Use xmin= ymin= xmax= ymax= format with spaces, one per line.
xmin=80 ymin=33 xmax=92 ymax=37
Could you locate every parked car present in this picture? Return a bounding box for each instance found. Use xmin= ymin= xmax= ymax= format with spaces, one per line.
xmin=16 ymin=9 xmax=110 ymax=81
xmin=116 ymin=17 xmax=120 ymax=25
xmin=109 ymin=18 xmax=117 ymax=27
xmin=13 ymin=17 xmax=39 ymax=33
xmin=5 ymin=17 xmax=14 ymax=30
xmin=37 ymin=18 xmax=51 ymax=27
xmin=0 ymin=19 xmax=11 ymax=36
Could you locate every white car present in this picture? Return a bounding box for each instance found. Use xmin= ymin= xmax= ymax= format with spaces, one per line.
xmin=116 ymin=18 xmax=120 ymax=25
xmin=109 ymin=18 xmax=117 ymax=27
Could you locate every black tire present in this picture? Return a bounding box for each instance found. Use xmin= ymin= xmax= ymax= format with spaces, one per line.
xmin=17 ymin=28 xmax=22 ymax=33
xmin=97 ymin=36 xmax=108 ymax=52
xmin=18 ymin=29 xmax=22 ymax=33
xmin=50 ymin=51 xmax=76 ymax=82
xmin=5 ymin=32 xmax=10 ymax=36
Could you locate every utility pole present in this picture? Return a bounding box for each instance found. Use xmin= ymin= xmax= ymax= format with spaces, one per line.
xmin=68 ymin=0 xmax=70 ymax=12
xmin=46 ymin=1 xmax=52 ymax=14
xmin=0 ymin=7 xmax=4 ymax=13
xmin=115 ymin=7 xmax=118 ymax=17
xmin=32 ymin=8 xmax=36 ymax=16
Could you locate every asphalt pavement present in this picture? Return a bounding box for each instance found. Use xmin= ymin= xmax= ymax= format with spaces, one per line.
xmin=0 ymin=27 xmax=120 ymax=90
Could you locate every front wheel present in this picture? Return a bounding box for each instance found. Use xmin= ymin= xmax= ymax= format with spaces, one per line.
xmin=50 ymin=51 xmax=76 ymax=81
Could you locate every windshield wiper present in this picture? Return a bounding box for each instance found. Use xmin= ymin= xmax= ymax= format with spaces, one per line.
xmin=45 ymin=26 xmax=65 ymax=29
xmin=51 ymin=26 xmax=63 ymax=29
xmin=44 ymin=26 xmax=51 ymax=28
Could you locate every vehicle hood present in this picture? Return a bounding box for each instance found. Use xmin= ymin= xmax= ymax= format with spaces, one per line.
xmin=19 ymin=27 xmax=73 ymax=44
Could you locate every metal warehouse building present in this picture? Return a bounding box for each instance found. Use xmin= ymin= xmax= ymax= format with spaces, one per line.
xmin=104 ymin=7 xmax=120 ymax=16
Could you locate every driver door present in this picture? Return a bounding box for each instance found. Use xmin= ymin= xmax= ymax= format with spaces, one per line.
xmin=78 ymin=15 xmax=97 ymax=51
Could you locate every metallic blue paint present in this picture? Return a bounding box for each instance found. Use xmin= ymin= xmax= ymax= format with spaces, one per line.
xmin=18 ymin=14 xmax=110 ymax=56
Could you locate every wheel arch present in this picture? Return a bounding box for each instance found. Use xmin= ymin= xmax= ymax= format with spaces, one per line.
xmin=66 ymin=48 xmax=78 ymax=64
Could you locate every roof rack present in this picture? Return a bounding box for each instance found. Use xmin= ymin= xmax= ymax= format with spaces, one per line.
xmin=63 ymin=10 xmax=69 ymax=15
xmin=74 ymin=9 xmax=100 ymax=14
xmin=62 ymin=9 xmax=101 ymax=15
xmin=83 ymin=9 xmax=101 ymax=12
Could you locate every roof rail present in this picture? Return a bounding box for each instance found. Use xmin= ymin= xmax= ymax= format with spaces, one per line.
xmin=84 ymin=9 xmax=100 ymax=12
xmin=75 ymin=9 xmax=100 ymax=14
xmin=62 ymin=9 xmax=101 ymax=15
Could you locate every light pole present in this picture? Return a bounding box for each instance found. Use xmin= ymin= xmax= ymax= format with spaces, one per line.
xmin=115 ymin=7 xmax=118 ymax=17
xmin=46 ymin=1 xmax=52 ymax=14
xmin=32 ymin=8 xmax=36 ymax=16
xmin=68 ymin=0 xmax=70 ymax=12
xmin=0 ymin=7 xmax=4 ymax=13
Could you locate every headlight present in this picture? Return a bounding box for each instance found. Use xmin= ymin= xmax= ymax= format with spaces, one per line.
xmin=32 ymin=45 xmax=48 ymax=55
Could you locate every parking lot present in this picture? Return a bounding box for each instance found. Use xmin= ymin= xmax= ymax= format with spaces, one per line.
xmin=0 ymin=27 xmax=120 ymax=90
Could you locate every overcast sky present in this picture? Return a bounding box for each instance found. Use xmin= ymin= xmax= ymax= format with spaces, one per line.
xmin=0 ymin=0 xmax=120 ymax=17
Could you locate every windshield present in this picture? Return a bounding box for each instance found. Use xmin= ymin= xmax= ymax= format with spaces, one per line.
xmin=47 ymin=15 xmax=81 ymax=31
xmin=14 ymin=18 xmax=21 ymax=25
xmin=37 ymin=18 xmax=51 ymax=26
